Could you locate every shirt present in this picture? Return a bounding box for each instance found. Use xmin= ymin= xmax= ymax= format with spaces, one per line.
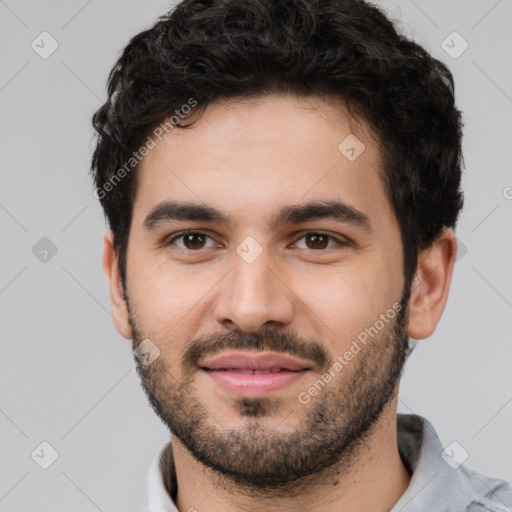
xmin=145 ymin=413 xmax=512 ymax=512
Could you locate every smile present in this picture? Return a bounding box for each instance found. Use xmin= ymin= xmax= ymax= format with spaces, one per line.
xmin=200 ymin=350 xmax=312 ymax=397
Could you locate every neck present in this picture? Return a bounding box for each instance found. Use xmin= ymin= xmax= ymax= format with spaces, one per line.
xmin=171 ymin=399 xmax=411 ymax=512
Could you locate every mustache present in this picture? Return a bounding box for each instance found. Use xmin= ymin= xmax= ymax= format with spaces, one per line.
xmin=182 ymin=329 xmax=330 ymax=372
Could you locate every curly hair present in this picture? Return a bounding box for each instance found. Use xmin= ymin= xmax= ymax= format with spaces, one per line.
xmin=91 ymin=0 xmax=464 ymax=290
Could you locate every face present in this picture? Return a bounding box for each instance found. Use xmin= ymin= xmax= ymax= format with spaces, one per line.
xmin=123 ymin=94 xmax=410 ymax=488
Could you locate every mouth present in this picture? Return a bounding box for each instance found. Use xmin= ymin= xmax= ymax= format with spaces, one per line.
xmin=200 ymin=350 xmax=312 ymax=397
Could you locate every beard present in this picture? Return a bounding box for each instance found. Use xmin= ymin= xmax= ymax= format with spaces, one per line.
xmin=128 ymin=291 xmax=411 ymax=492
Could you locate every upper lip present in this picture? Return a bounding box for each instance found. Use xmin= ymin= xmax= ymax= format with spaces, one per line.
xmin=200 ymin=350 xmax=313 ymax=371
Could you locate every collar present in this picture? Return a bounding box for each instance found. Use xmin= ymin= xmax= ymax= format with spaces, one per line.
xmin=147 ymin=438 xmax=176 ymax=512
xmin=147 ymin=413 xmax=511 ymax=512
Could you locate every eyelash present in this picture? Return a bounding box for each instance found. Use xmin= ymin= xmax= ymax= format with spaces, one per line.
xmin=164 ymin=230 xmax=349 ymax=252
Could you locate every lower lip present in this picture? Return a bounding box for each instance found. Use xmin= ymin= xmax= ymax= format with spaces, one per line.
xmin=203 ymin=369 xmax=308 ymax=397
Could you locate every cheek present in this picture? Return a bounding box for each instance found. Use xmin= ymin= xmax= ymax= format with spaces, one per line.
xmin=293 ymin=251 xmax=402 ymax=346
xmin=127 ymin=259 xmax=220 ymax=329
xmin=296 ymin=270 xmax=391 ymax=342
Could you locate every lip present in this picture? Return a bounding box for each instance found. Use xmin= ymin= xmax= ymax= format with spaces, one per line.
xmin=201 ymin=350 xmax=313 ymax=371
xmin=200 ymin=350 xmax=312 ymax=397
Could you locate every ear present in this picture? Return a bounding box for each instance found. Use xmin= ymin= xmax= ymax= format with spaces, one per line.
xmin=102 ymin=230 xmax=132 ymax=339
xmin=407 ymin=227 xmax=458 ymax=340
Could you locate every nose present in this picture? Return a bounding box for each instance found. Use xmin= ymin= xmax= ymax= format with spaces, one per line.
xmin=212 ymin=248 xmax=295 ymax=333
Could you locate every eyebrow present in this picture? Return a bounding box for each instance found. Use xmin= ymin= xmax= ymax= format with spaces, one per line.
xmin=143 ymin=199 xmax=373 ymax=234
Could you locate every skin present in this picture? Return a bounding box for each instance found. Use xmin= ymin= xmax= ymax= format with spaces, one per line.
xmin=103 ymin=93 xmax=457 ymax=512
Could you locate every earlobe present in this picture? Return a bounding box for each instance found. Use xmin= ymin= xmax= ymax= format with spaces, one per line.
xmin=406 ymin=227 xmax=458 ymax=340
xmin=102 ymin=230 xmax=133 ymax=339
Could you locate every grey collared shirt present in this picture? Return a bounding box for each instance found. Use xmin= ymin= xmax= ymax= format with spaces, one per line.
xmin=146 ymin=413 xmax=512 ymax=512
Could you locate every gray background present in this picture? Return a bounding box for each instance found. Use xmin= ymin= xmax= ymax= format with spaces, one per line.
xmin=0 ymin=0 xmax=511 ymax=510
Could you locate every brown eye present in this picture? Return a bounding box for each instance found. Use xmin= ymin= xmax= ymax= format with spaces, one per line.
xmin=304 ymin=233 xmax=329 ymax=249
xmin=294 ymin=232 xmax=346 ymax=250
xmin=182 ymin=233 xmax=207 ymax=249
xmin=167 ymin=231 xmax=215 ymax=250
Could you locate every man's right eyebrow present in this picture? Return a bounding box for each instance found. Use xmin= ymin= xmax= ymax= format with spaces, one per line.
xmin=143 ymin=202 xmax=229 ymax=230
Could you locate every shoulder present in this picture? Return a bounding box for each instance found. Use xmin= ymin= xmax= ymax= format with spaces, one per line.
xmin=464 ymin=470 xmax=512 ymax=512
xmin=395 ymin=414 xmax=512 ymax=512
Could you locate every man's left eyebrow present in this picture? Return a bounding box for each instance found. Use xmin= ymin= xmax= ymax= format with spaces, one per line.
xmin=270 ymin=200 xmax=373 ymax=233
xmin=143 ymin=199 xmax=373 ymax=234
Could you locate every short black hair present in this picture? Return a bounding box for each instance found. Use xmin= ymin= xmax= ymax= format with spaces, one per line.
xmin=91 ymin=0 xmax=464 ymax=290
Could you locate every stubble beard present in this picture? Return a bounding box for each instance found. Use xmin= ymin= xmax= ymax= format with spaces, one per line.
xmin=129 ymin=294 xmax=411 ymax=493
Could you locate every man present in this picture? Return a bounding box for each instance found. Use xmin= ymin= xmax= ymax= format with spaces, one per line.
xmin=90 ymin=0 xmax=512 ymax=511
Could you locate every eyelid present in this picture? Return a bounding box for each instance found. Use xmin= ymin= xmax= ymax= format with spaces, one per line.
xmin=164 ymin=229 xmax=350 ymax=251
xmin=291 ymin=230 xmax=350 ymax=249
xmin=165 ymin=230 xmax=218 ymax=249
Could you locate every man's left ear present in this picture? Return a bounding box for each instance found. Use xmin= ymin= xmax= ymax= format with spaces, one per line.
xmin=407 ymin=227 xmax=458 ymax=340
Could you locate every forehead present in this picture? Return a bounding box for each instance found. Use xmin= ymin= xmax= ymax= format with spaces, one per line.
xmin=132 ymin=93 xmax=394 ymax=233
